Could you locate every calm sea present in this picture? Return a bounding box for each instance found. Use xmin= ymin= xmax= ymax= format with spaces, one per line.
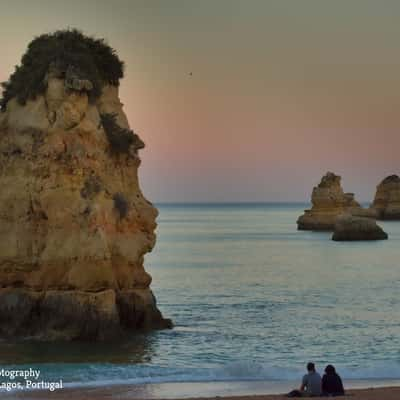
xmin=1 ymin=203 xmax=400 ymax=395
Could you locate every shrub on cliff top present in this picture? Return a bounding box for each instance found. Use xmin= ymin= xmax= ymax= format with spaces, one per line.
xmin=0 ymin=29 xmax=124 ymax=111
xmin=100 ymin=113 xmax=144 ymax=155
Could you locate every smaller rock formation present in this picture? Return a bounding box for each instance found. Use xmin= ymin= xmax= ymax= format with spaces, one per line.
xmin=297 ymin=172 xmax=364 ymax=231
xmin=332 ymin=214 xmax=388 ymax=241
xmin=371 ymin=175 xmax=400 ymax=220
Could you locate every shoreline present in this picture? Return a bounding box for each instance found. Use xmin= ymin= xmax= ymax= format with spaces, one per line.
xmin=2 ymin=379 xmax=400 ymax=400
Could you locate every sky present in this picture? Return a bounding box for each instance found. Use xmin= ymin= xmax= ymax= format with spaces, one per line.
xmin=0 ymin=0 xmax=399 ymax=202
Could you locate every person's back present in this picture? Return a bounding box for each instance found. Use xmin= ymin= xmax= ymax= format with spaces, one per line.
xmin=322 ymin=365 xmax=345 ymax=396
xmin=286 ymin=362 xmax=322 ymax=397
xmin=302 ymin=370 xmax=322 ymax=396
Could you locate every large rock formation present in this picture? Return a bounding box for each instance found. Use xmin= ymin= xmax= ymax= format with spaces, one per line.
xmin=371 ymin=175 xmax=400 ymax=220
xmin=297 ymin=172 xmax=367 ymax=231
xmin=0 ymin=30 xmax=171 ymax=340
xmin=332 ymin=214 xmax=388 ymax=241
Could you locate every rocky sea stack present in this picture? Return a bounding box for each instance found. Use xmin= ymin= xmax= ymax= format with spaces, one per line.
xmin=332 ymin=214 xmax=388 ymax=241
xmin=297 ymin=172 xmax=367 ymax=231
xmin=0 ymin=30 xmax=171 ymax=340
xmin=371 ymin=175 xmax=400 ymax=220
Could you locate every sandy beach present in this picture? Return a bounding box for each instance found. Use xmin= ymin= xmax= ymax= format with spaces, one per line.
xmin=1 ymin=382 xmax=400 ymax=400
xmin=3 ymin=386 xmax=400 ymax=400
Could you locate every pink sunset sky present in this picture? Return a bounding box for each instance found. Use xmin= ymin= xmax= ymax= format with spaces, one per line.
xmin=1 ymin=0 xmax=399 ymax=202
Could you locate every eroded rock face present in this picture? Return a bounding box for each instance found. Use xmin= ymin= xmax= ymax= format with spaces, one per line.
xmin=0 ymin=75 xmax=171 ymax=340
xmin=332 ymin=214 xmax=388 ymax=241
xmin=297 ymin=172 xmax=364 ymax=231
xmin=371 ymin=175 xmax=400 ymax=220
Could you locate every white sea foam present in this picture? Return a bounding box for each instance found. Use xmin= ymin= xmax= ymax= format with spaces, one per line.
xmin=36 ymin=360 xmax=400 ymax=389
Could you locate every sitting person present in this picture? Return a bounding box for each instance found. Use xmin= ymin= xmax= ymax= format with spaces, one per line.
xmin=322 ymin=364 xmax=345 ymax=396
xmin=287 ymin=362 xmax=322 ymax=397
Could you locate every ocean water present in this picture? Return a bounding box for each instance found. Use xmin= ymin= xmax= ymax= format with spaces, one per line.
xmin=1 ymin=203 xmax=400 ymax=394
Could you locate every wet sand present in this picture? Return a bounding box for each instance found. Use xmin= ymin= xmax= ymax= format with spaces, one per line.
xmin=3 ymin=385 xmax=400 ymax=400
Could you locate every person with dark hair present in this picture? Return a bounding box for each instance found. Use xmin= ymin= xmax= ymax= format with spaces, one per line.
xmin=322 ymin=364 xmax=345 ymax=396
xmin=286 ymin=362 xmax=322 ymax=397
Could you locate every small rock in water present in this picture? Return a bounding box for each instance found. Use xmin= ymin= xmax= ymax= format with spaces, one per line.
xmin=332 ymin=214 xmax=388 ymax=241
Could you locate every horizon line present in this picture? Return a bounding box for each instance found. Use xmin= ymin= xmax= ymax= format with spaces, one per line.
xmin=154 ymin=200 xmax=372 ymax=206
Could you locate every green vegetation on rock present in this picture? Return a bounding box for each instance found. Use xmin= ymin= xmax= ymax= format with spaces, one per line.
xmin=0 ymin=29 xmax=124 ymax=110
xmin=100 ymin=113 xmax=144 ymax=155
xmin=113 ymin=192 xmax=129 ymax=219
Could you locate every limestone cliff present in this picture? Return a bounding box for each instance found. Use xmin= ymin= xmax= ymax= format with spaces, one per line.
xmin=371 ymin=175 xmax=400 ymax=220
xmin=0 ymin=30 xmax=171 ymax=340
xmin=297 ymin=172 xmax=367 ymax=231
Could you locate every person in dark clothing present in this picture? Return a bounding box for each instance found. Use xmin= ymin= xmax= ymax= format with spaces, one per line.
xmin=322 ymin=364 xmax=345 ymax=396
